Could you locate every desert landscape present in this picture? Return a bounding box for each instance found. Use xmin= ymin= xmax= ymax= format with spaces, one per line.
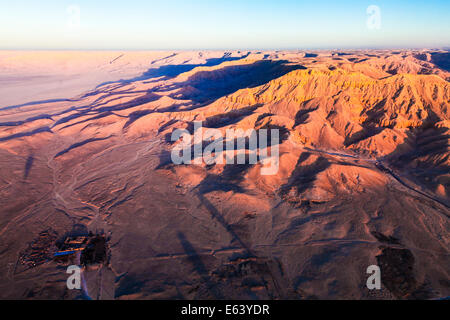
xmin=0 ymin=50 xmax=448 ymax=299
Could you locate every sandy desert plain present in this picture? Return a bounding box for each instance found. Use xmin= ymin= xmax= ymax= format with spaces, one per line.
xmin=0 ymin=50 xmax=449 ymax=299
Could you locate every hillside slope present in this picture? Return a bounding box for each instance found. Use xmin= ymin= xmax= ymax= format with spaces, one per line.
xmin=0 ymin=50 xmax=448 ymax=299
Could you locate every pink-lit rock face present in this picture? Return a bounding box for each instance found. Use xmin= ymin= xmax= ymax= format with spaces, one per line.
xmin=0 ymin=50 xmax=448 ymax=300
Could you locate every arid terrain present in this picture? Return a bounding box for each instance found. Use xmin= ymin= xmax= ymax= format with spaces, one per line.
xmin=0 ymin=50 xmax=449 ymax=300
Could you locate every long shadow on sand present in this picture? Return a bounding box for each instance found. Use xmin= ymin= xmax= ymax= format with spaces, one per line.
xmin=0 ymin=59 xmax=304 ymax=148
xmin=177 ymin=231 xmax=223 ymax=299
xmin=59 ymin=60 xmax=303 ymax=133
xmin=93 ymin=52 xmax=252 ymax=89
xmin=23 ymin=155 xmax=34 ymax=180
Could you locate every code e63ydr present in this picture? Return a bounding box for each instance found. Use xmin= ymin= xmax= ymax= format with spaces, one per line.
xmin=225 ymin=304 xmax=270 ymax=316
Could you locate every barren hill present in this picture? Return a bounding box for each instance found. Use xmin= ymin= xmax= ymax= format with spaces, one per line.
xmin=0 ymin=50 xmax=448 ymax=299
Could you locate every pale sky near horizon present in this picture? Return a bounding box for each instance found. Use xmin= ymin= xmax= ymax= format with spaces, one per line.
xmin=1 ymin=0 xmax=449 ymax=50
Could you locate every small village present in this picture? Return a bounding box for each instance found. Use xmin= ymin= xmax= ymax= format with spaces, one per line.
xmin=17 ymin=230 xmax=108 ymax=273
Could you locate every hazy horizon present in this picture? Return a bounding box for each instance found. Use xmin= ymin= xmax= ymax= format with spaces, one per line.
xmin=2 ymin=47 xmax=450 ymax=52
xmin=1 ymin=0 xmax=449 ymax=50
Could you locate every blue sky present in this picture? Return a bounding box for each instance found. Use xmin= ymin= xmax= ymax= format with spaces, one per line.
xmin=1 ymin=0 xmax=449 ymax=50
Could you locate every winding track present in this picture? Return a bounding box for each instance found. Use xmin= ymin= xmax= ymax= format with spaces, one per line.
xmin=304 ymin=147 xmax=450 ymax=212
